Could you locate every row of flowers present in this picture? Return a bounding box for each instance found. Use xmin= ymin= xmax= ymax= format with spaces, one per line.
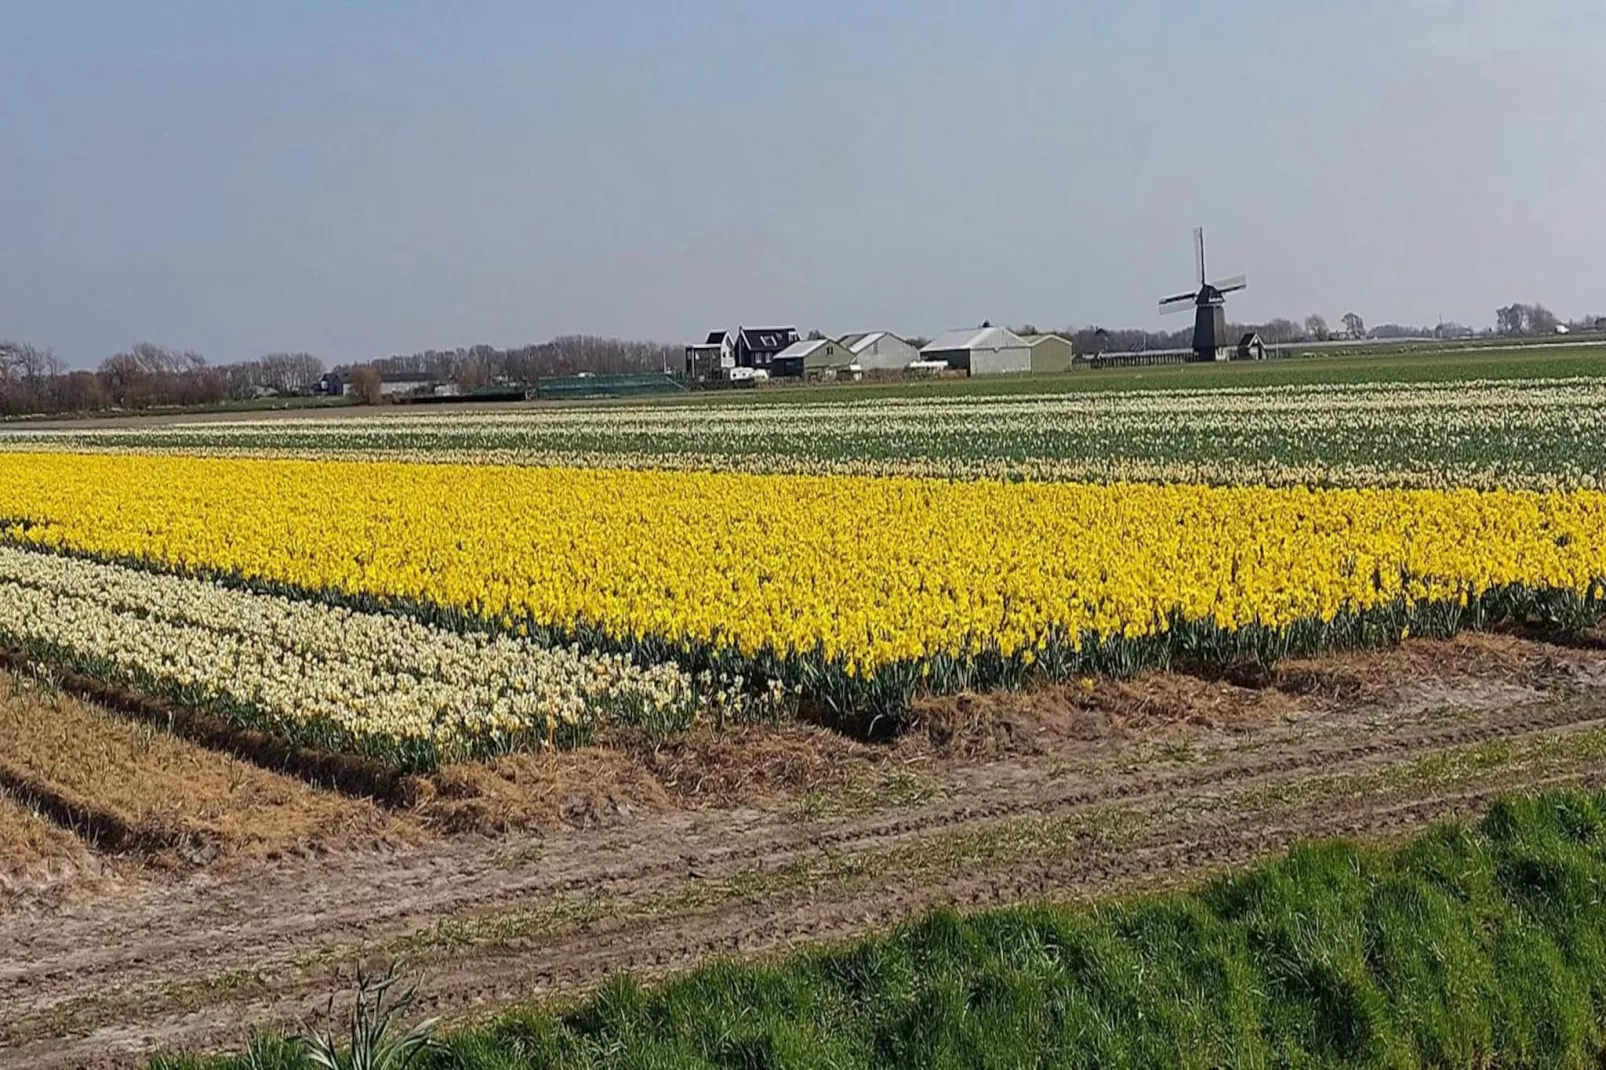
xmin=6 ymin=376 xmax=1603 ymax=489
xmin=2 ymin=453 xmax=1604 ymax=726
xmin=0 ymin=544 xmax=779 ymax=770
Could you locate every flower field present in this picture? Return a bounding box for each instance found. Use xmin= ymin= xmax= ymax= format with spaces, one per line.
xmin=0 ymin=546 xmax=761 ymax=770
xmin=2 ymin=369 xmax=1604 ymax=769
xmin=8 ymin=376 xmax=1606 ymax=489
xmin=2 ymin=447 xmax=1604 ymax=754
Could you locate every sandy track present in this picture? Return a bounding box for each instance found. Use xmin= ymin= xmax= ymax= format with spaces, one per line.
xmin=5 ymin=647 xmax=1606 ymax=1068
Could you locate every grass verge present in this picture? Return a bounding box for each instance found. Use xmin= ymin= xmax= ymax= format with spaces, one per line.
xmin=157 ymin=788 xmax=1606 ymax=1069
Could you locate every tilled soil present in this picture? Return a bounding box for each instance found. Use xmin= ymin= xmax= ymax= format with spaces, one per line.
xmin=3 ymin=634 xmax=1606 ymax=1068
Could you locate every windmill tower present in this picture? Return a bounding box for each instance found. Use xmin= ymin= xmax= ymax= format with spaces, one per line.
xmin=1159 ymin=227 xmax=1247 ymax=362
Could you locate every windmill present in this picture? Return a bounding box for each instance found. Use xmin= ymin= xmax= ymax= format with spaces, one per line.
xmin=1159 ymin=227 xmax=1247 ymax=362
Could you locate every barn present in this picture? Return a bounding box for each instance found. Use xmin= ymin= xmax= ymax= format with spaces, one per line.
xmin=839 ymin=332 xmax=919 ymax=372
xmin=920 ymin=326 xmax=1032 ymax=376
xmin=772 ymin=338 xmax=854 ymax=379
xmin=1023 ymin=334 xmax=1074 ymax=374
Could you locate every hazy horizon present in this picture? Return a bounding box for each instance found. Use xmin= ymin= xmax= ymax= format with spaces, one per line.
xmin=4 ymin=1 xmax=1602 ymax=369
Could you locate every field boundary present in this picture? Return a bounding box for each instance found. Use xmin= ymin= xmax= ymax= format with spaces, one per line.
xmin=0 ymin=650 xmax=425 ymax=806
xmin=143 ymin=787 xmax=1606 ymax=1069
xmin=0 ymin=766 xmax=181 ymax=855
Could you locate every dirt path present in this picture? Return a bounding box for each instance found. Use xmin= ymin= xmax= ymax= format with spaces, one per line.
xmin=4 ymin=637 xmax=1606 ymax=1067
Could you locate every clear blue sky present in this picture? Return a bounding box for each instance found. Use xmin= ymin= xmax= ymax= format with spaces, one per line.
xmin=3 ymin=1 xmax=1601 ymax=367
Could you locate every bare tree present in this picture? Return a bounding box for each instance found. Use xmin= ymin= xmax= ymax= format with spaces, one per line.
xmin=348 ymin=364 xmax=383 ymax=405
xmin=1304 ymin=314 xmax=1330 ymax=342
xmin=1496 ymin=303 xmax=1559 ymax=336
xmin=1342 ymin=312 xmax=1365 ymax=338
xmin=0 ymin=342 xmax=62 ymax=416
xmin=455 ymin=353 xmax=491 ymax=394
xmin=1260 ymin=319 xmax=1302 ymax=344
xmin=54 ymin=370 xmax=110 ymax=412
xmin=97 ymin=343 xmax=221 ymax=408
xmin=1526 ymin=304 xmax=1559 ymax=334
xmin=256 ymin=352 xmax=324 ymax=396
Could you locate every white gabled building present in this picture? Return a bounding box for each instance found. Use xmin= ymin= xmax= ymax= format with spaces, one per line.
xmin=772 ymin=337 xmax=856 ymax=378
xmin=919 ymin=326 xmax=1032 ymax=376
xmin=838 ymin=331 xmax=920 ymax=372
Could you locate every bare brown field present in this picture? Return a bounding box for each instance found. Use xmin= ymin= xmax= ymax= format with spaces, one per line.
xmin=0 ymin=791 xmax=91 ymax=906
xmin=2 ymin=631 xmax=1606 ymax=1067
xmin=0 ymin=674 xmax=412 ymax=867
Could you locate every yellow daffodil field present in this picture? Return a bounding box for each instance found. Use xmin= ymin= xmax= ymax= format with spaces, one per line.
xmin=2 ymin=393 xmax=1604 ymax=770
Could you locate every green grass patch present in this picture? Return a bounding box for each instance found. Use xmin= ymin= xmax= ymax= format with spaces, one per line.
xmin=157 ymin=789 xmax=1606 ymax=1069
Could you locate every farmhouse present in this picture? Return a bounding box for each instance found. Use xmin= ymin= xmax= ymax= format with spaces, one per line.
xmin=1237 ymin=332 xmax=1268 ymax=361
xmin=920 ymin=326 xmax=1032 ymax=376
xmin=839 ymin=331 xmax=919 ymax=372
xmin=1023 ymin=334 xmax=1074 ymax=374
xmin=735 ymin=327 xmax=800 ymax=371
xmin=684 ymin=330 xmax=736 ymax=378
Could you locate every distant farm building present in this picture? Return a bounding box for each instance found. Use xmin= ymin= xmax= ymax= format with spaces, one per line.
xmin=772 ymin=338 xmax=855 ymax=379
xmin=839 ymin=331 xmax=919 ymax=372
xmin=1237 ymin=332 xmax=1268 ymax=361
xmin=735 ymin=327 xmax=800 ymax=372
xmin=344 ymin=371 xmax=437 ymax=398
xmin=684 ymin=326 xmax=800 ymax=379
xmin=684 ymin=330 xmax=736 ymax=378
xmin=920 ymin=326 xmax=1032 ymax=376
xmin=1023 ymin=334 xmax=1074 ymax=374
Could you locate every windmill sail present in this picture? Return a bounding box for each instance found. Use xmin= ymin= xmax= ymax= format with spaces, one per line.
xmin=1194 ymin=227 xmax=1206 ymax=286
xmin=1211 ymin=274 xmax=1247 ymax=293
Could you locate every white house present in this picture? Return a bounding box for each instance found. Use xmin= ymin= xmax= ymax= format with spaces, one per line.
xmin=685 ymin=330 xmax=736 ymax=378
xmin=920 ymin=326 xmax=1032 ymax=376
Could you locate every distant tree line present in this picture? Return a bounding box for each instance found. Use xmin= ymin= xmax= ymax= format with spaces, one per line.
xmin=353 ymin=335 xmax=680 ymax=395
xmin=4 ymin=305 xmax=1602 ymax=417
xmin=0 ymin=334 xmax=683 ymax=417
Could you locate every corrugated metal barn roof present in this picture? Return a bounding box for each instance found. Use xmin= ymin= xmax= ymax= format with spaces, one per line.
xmin=775 ymin=339 xmax=832 ymax=360
xmin=922 ymin=326 xmax=1026 ymax=352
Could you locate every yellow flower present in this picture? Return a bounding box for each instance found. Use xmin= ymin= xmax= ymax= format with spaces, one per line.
xmin=0 ymin=452 xmax=1601 ymax=679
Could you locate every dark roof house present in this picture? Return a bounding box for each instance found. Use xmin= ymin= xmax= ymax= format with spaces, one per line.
xmin=735 ymin=327 xmax=800 ymax=368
